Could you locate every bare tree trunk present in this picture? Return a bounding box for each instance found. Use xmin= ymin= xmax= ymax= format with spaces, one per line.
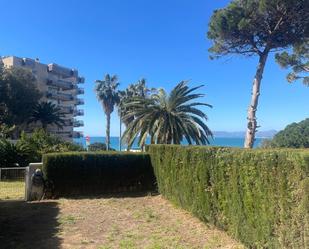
xmin=244 ymin=51 xmax=269 ymax=148
xmin=106 ymin=112 xmax=110 ymax=150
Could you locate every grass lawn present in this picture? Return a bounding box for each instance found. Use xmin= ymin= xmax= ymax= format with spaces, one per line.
xmin=0 ymin=180 xmax=25 ymax=200
xmin=0 ymin=195 xmax=244 ymax=249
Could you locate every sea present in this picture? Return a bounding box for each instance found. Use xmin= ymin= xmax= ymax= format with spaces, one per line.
xmin=74 ymin=136 xmax=264 ymax=150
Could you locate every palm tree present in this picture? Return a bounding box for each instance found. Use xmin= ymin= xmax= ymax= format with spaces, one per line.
xmin=95 ymin=74 xmax=120 ymax=150
xmin=118 ymin=79 xmax=156 ymax=150
xmin=28 ymin=101 xmax=65 ymax=131
xmin=118 ymin=78 xmax=155 ymax=126
xmin=122 ymin=81 xmax=212 ymax=149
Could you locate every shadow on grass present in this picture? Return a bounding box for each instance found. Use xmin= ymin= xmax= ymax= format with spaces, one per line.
xmin=0 ymin=200 xmax=61 ymax=249
xmin=60 ymin=190 xmax=159 ymax=200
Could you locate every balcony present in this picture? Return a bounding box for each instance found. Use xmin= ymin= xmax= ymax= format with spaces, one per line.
xmin=59 ymin=105 xmax=74 ymax=114
xmin=75 ymin=98 xmax=84 ymax=105
xmin=74 ymin=109 xmax=84 ymax=116
xmin=73 ymin=120 xmax=84 ymax=127
xmin=76 ymin=88 xmax=84 ymax=95
xmin=46 ymin=91 xmax=74 ymax=101
xmin=78 ymin=77 xmax=85 ymax=84
xmin=48 ymin=63 xmax=77 ymax=78
xmin=47 ymin=79 xmax=74 ymax=90
xmin=63 ymin=119 xmax=73 ymax=126
xmin=73 ymin=131 xmax=83 ymax=138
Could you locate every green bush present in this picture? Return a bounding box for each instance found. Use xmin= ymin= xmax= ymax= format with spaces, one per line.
xmin=42 ymin=152 xmax=156 ymax=197
xmin=18 ymin=129 xmax=84 ymax=162
xmin=88 ymin=142 xmax=115 ymax=151
xmin=147 ymin=145 xmax=309 ymax=248
xmin=269 ymin=118 xmax=309 ymax=148
xmin=0 ymin=139 xmax=33 ymax=167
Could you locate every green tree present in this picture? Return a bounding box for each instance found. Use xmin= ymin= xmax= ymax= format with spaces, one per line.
xmin=95 ymin=74 xmax=120 ymax=150
xmin=207 ymin=0 xmax=309 ymax=148
xmin=28 ymin=101 xmax=65 ymax=131
xmin=118 ymin=78 xmax=156 ymax=126
xmin=264 ymin=118 xmax=309 ymax=148
xmin=275 ymin=41 xmax=309 ymax=85
xmin=122 ymin=81 xmax=212 ymax=149
xmin=17 ymin=129 xmax=84 ymax=162
xmin=0 ymin=66 xmax=41 ymax=129
xmin=117 ymin=78 xmax=155 ymax=150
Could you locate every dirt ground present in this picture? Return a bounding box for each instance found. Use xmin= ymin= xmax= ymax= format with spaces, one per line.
xmin=0 ymin=194 xmax=244 ymax=249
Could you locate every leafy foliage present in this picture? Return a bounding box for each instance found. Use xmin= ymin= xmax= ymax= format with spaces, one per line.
xmin=148 ymin=145 xmax=309 ymax=248
xmin=122 ymin=81 xmax=212 ymax=149
xmin=87 ymin=142 xmax=116 ymax=151
xmin=208 ymin=0 xmax=308 ymax=57
xmin=0 ymin=124 xmax=15 ymax=139
xmin=265 ymin=118 xmax=309 ymax=148
xmin=0 ymin=139 xmax=33 ymax=167
xmin=28 ymin=101 xmax=65 ymax=130
xmin=0 ymin=66 xmax=41 ymax=128
xmin=275 ymin=41 xmax=309 ymax=85
xmin=17 ymin=129 xmax=84 ymax=162
xmin=118 ymin=78 xmax=156 ymax=126
xmin=95 ymin=74 xmax=120 ymax=150
xmin=42 ymin=152 xmax=156 ymax=197
xmin=207 ymin=0 xmax=309 ymax=148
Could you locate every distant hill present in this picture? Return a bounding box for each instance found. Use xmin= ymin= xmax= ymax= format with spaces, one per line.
xmin=213 ymin=130 xmax=277 ymax=138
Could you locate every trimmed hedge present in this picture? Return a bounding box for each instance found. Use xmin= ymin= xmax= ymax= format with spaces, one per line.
xmin=147 ymin=145 xmax=309 ymax=249
xmin=42 ymin=152 xmax=156 ymax=196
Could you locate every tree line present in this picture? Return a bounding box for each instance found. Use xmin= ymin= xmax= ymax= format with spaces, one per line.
xmin=94 ymin=75 xmax=212 ymax=150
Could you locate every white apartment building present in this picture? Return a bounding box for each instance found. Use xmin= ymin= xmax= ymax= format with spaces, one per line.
xmin=1 ymin=56 xmax=84 ymax=141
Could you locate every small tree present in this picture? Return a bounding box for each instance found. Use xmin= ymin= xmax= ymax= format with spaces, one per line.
xmin=0 ymin=67 xmax=41 ymax=131
xmin=28 ymin=101 xmax=65 ymax=131
xmin=95 ymin=74 xmax=120 ymax=150
xmin=207 ymin=0 xmax=308 ymax=148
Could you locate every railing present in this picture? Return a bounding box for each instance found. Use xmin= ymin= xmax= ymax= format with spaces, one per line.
xmin=73 ymin=120 xmax=84 ymax=127
xmin=48 ymin=63 xmax=77 ymax=78
xmin=78 ymin=77 xmax=85 ymax=84
xmin=47 ymin=91 xmax=74 ymax=101
xmin=59 ymin=105 xmax=74 ymax=114
xmin=75 ymin=98 xmax=84 ymax=105
xmin=76 ymin=88 xmax=84 ymax=95
xmin=73 ymin=131 xmax=83 ymax=138
xmin=47 ymin=79 xmax=74 ymax=90
xmin=0 ymin=167 xmax=27 ymax=181
xmin=74 ymin=109 xmax=84 ymax=116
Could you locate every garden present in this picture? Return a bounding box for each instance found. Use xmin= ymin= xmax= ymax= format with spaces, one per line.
xmin=1 ymin=146 xmax=307 ymax=248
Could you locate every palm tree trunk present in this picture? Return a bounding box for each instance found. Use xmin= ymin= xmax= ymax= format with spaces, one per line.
xmin=106 ymin=112 xmax=111 ymax=150
xmin=244 ymin=50 xmax=269 ymax=148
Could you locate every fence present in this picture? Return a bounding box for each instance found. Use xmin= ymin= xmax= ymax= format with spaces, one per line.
xmin=0 ymin=167 xmax=27 ymax=200
xmin=0 ymin=167 xmax=27 ymax=181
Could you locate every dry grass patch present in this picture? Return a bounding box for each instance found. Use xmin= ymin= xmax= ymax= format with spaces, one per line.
xmin=57 ymin=195 xmax=244 ymax=249
xmin=0 ymin=180 xmax=25 ymax=200
xmin=0 ymin=195 xmax=244 ymax=249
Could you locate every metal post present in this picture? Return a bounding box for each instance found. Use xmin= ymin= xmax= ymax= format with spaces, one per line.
xmin=119 ymin=113 xmax=122 ymax=151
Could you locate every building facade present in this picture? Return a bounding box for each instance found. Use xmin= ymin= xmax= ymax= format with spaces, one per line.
xmin=1 ymin=56 xmax=84 ymax=141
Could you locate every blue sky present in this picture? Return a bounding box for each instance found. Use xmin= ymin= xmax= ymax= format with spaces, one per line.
xmin=1 ymin=0 xmax=308 ymax=136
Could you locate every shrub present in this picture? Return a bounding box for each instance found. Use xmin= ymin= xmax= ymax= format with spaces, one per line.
xmin=0 ymin=139 xmax=33 ymax=167
xmin=42 ymin=152 xmax=156 ymax=197
xmin=18 ymin=129 xmax=84 ymax=162
xmin=147 ymin=145 xmax=309 ymax=248
xmin=88 ymin=142 xmax=115 ymax=151
xmin=264 ymin=118 xmax=309 ymax=148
